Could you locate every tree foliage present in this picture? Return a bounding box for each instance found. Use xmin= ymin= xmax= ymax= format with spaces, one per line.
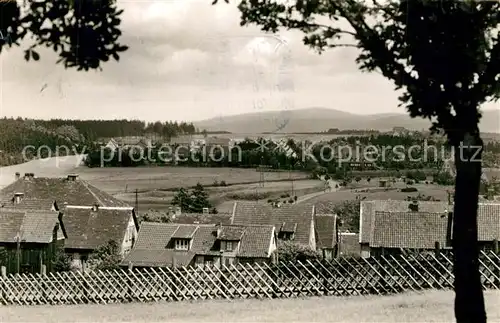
xmin=172 ymin=184 xmax=213 ymax=213
xmin=86 ymin=240 xmax=122 ymax=271
xmin=224 ymin=1 xmax=499 ymax=321
xmin=0 ymin=0 xmax=127 ymax=71
xmin=277 ymin=241 xmax=321 ymax=263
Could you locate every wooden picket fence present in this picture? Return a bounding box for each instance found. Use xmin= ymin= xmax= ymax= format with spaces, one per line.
xmin=0 ymin=251 xmax=499 ymax=305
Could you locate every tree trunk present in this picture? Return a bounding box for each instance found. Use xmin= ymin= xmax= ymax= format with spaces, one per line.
xmin=452 ymin=132 xmax=486 ymax=323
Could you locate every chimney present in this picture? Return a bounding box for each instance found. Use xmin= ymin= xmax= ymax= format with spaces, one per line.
xmin=91 ymin=203 xmax=99 ymax=212
xmin=67 ymin=174 xmax=79 ymax=181
xmin=15 ymin=172 xmax=20 ymax=181
xmin=216 ymin=222 xmax=223 ymax=238
xmin=24 ymin=172 xmax=34 ymax=180
xmin=202 ymin=207 xmax=209 ymax=214
xmin=13 ymin=192 xmax=24 ymax=204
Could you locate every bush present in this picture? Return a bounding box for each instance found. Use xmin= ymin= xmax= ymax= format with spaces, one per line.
xmin=406 ymin=180 xmax=414 ymax=185
xmin=277 ymin=242 xmax=321 ymax=263
xmin=355 ymin=176 xmax=362 ymax=182
xmin=288 ymin=198 xmax=294 ymax=203
xmin=86 ymin=240 xmax=122 ymax=271
xmin=401 ymin=187 xmax=418 ymax=192
xmin=220 ymin=180 xmax=227 ymax=186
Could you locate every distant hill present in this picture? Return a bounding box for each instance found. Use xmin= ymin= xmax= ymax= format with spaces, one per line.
xmin=194 ymin=107 xmax=500 ymax=134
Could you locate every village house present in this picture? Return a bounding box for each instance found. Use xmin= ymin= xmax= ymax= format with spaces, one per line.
xmin=231 ymin=201 xmax=317 ymax=250
xmin=61 ymin=205 xmax=138 ymax=271
xmin=122 ymin=222 xmax=277 ymax=268
xmin=102 ymin=136 xmax=153 ymax=151
xmin=359 ymin=200 xmax=500 ymax=257
xmin=230 ymin=201 xmax=338 ymax=258
xmin=0 ymin=173 xmax=130 ymax=207
xmin=0 ymin=209 xmax=66 ymax=274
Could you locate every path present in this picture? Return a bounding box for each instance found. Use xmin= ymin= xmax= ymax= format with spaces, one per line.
xmin=296 ymin=179 xmax=339 ymax=203
xmin=0 ymin=155 xmax=85 ymax=189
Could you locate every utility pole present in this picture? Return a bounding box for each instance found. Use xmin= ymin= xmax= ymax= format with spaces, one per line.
xmin=135 ymin=189 xmax=139 ymax=218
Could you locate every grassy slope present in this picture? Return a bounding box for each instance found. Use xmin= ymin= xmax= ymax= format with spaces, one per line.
xmin=1 ymin=290 xmax=499 ymax=322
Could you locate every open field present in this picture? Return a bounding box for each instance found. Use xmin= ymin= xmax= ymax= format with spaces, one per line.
xmin=77 ymin=166 xmax=310 ymax=193
xmin=309 ymin=182 xmax=452 ymax=206
xmin=116 ymin=179 xmax=325 ymax=213
xmin=1 ymin=290 xmax=498 ymax=322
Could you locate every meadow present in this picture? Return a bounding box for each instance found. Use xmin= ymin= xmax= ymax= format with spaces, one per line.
xmin=75 ymin=166 xmax=317 ymax=213
xmin=1 ymin=290 xmax=498 ymax=322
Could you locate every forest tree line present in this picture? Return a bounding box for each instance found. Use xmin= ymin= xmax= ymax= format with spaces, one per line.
xmin=0 ymin=117 xmax=199 ymax=166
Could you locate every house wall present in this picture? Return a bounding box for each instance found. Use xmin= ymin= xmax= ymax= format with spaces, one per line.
xmin=0 ymin=243 xmax=53 ymax=274
xmin=121 ymin=214 xmax=138 ymax=256
xmin=360 ymin=243 xmax=371 ymax=258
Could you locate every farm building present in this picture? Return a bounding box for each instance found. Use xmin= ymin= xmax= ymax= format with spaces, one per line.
xmin=0 ymin=209 xmax=66 ymax=274
xmin=61 ymin=205 xmax=138 ymax=271
xmin=122 ymin=222 xmax=277 ymax=268
xmin=359 ymin=200 xmax=500 ymax=257
xmin=0 ymin=173 xmax=130 ymax=207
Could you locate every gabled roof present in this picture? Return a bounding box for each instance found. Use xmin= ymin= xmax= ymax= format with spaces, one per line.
xmin=62 ymin=206 xmax=136 ymax=250
xmin=0 ymin=198 xmax=57 ymax=211
xmin=218 ymin=226 xmax=245 ymax=240
xmin=474 ymin=203 xmax=500 ymax=241
xmin=314 ymin=214 xmax=337 ymax=249
xmin=371 ymin=211 xmax=450 ymax=249
xmin=0 ymin=209 xmax=64 ymax=243
xmin=231 ymin=201 xmax=314 ymax=246
xmin=360 ymin=201 xmax=451 ymax=244
xmin=0 ymin=176 xmax=130 ymax=207
xmin=123 ymin=222 xmax=275 ymax=267
xmin=361 ymin=200 xmax=500 ymax=245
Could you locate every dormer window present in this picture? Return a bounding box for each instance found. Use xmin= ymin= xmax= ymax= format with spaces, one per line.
xmin=280 ymin=232 xmax=294 ymax=241
xmin=279 ymin=222 xmax=297 ymax=241
xmin=175 ymin=239 xmax=189 ymax=250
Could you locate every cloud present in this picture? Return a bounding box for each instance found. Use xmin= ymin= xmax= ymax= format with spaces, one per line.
xmin=0 ymin=1 xmax=497 ymax=124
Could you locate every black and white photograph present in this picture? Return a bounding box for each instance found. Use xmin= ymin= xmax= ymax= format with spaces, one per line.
xmin=0 ymin=0 xmax=499 ymax=322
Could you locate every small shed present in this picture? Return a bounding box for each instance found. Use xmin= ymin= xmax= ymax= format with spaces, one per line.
xmin=0 ymin=210 xmax=66 ymax=274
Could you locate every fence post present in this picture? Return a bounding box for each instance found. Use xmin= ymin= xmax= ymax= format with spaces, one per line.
xmin=127 ymin=262 xmax=133 ymax=302
xmin=494 ymin=240 xmax=499 ymax=288
xmin=1 ymin=266 xmax=6 ymax=303
xmin=41 ymin=265 xmax=47 ymax=303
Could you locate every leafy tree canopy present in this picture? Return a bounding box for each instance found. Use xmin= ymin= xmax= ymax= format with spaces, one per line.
xmin=0 ymin=0 xmax=127 ymax=71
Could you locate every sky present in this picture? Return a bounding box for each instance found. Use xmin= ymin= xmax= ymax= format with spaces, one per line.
xmin=0 ymin=0 xmax=497 ymax=122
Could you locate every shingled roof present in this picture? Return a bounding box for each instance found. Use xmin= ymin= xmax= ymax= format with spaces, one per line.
xmin=62 ymin=206 xmax=137 ymax=250
xmin=231 ymin=201 xmax=315 ymax=248
xmin=371 ymin=211 xmax=450 ymax=249
xmin=360 ymin=201 xmax=451 ymax=244
xmin=0 ymin=198 xmax=58 ymax=211
xmin=0 ymin=175 xmax=129 ymax=207
xmin=315 ymin=214 xmax=337 ymax=249
xmin=0 ymin=209 xmax=65 ymax=243
xmin=123 ymin=222 xmax=275 ymax=267
xmin=361 ymin=200 xmax=500 ymax=246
